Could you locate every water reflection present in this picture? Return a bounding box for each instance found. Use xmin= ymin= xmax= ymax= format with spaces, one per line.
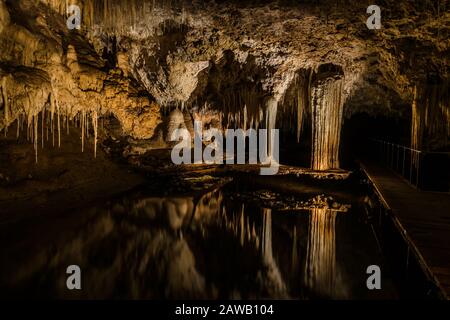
xmin=0 ymin=185 xmax=384 ymax=299
xmin=304 ymin=208 xmax=338 ymax=298
xmin=261 ymin=208 xmax=288 ymax=298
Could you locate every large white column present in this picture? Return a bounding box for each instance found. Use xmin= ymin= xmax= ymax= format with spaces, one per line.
xmin=310 ymin=75 xmax=344 ymax=170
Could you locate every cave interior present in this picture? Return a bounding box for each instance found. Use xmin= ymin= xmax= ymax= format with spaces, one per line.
xmin=0 ymin=0 xmax=449 ymax=300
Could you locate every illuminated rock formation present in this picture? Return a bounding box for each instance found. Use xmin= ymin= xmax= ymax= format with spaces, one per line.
xmin=0 ymin=0 xmax=449 ymax=167
xmin=310 ymin=66 xmax=344 ymax=170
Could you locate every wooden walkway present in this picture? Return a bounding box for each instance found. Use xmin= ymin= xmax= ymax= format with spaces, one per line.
xmin=359 ymin=159 xmax=450 ymax=299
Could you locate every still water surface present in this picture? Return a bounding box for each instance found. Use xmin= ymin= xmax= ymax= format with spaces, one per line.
xmin=0 ymin=180 xmax=396 ymax=299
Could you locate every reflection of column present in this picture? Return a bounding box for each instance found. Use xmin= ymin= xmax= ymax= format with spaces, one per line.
xmin=304 ymin=208 xmax=337 ymax=297
xmin=262 ymin=208 xmax=273 ymax=264
xmin=291 ymin=226 xmax=299 ymax=272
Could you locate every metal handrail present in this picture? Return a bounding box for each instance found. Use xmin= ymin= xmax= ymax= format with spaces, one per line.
xmin=370 ymin=139 xmax=450 ymax=155
xmin=369 ymin=139 xmax=450 ymax=191
xmin=370 ymin=139 xmax=422 ymax=189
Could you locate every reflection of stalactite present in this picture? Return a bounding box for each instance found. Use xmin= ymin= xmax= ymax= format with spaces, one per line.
xmin=311 ymin=74 xmax=344 ymax=170
xmin=304 ymin=208 xmax=337 ymax=297
xmin=261 ymin=208 xmax=287 ymax=297
xmin=291 ymin=226 xmax=299 ymax=272
xmin=220 ymin=203 xmax=260 ymax=250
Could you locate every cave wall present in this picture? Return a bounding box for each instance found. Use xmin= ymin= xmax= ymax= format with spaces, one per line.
xmin=0 ymin=0 xmax=449 ymax=168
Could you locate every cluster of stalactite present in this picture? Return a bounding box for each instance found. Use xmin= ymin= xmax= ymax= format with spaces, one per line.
xmin=0 ymin=78 xmax=102 ymax=162
xmin=277 ymin=66 xmax=344 ymax=171
xmin=5 ymin=107 xmax=100 ymax=161
xmin=304 ymin=207 xmax=337 ymax=297
xmin=191 ymin=82 xmax=282 ymax=161
xmin=212 ymin=85 xmax=265 ymax=131
xmin=203 ymin=64 xmax=345 ymax=170
xmin=411 ymin=78 xmax=450 ymax=152
xmin=278 ymin=70 xmax=313 ymax=143
xmin=38 ymin=0 xmax=191 ymax=31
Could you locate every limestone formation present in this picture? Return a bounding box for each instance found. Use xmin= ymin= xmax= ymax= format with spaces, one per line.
xmin=0 ymin=0 xmax=449 ymax=167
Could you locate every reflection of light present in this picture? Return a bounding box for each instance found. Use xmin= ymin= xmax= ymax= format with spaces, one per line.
xmin=291 ymin=226 xmax=299 ymax=272
xmin=304 ymin=208 xmax=337 ymax=297
xmin=261 ymin=208 xmax=273 ymax=264
xmin=261 ymin=208 xmax=288 ymax=297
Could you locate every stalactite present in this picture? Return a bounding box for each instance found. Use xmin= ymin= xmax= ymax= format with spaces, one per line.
xmin=50 ymin=90 xmax=55 ymax=147
xmin=41 ymin=108 xmax=44 ymax=148
xmin=265 ymin=97 xmax=278 ymax=162
xmin=92 ymin=109 xmax=98 ymax=158
xmin=81 ymin=109 xmax=85 ymax=152
xmin=277 ymin=69 xmax=312 ymax=144
xmin=16 ymin=117 xmax=20 ymax=139
xmin=33 ymin=114 xmax=38 ymax=163
xmin=1 ymin=78 xmax=9 ymax=126
xmin=218 ymin=85 xmax=264 ymax=131
xmin=57 ymin=99 xmax=61 ymax=148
